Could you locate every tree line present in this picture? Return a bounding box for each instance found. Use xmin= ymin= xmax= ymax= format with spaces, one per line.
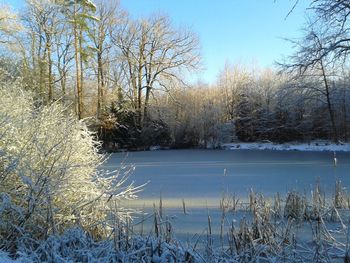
xmin=0 ymin=0 xmax=350 ymax=150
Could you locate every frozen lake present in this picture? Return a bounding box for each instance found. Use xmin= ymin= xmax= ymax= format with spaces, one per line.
xmin=103 ymin=149 xmax=350 ymax=241
xmin=105 ymin=149 xmax=350 ymax=204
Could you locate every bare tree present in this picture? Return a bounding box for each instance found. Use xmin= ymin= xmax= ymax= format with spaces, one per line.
xmin=217 ymin=62 xmax=252 ymax=121
xmin=309 ymin=0 xmax=350 ymax=61
xmin=0 ymin=4 xmax=22 ymax=44
xmin=282 ymin=25 xmax=340 ymax=142
xmin=59 ymin=0 xmax=97 ymax=119
xmin=22 ymin=0 xmax=59 ymax=102
xmin=53 ymin=19 xmax=74 ymax=102
xmin=88 ymin=0 xmax=124 ymax=118
xmin=113 ymin=15 xmax=200 ymax=128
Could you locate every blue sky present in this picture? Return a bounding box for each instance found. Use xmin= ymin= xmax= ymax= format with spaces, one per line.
xmin=120 ymin=0 xmax=309 ymax=83
xmin=7 ymin=0 xmax=309 ymax=83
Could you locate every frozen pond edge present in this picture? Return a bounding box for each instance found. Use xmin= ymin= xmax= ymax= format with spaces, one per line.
xmin=221 ymin=141 xmax=350 ymax=152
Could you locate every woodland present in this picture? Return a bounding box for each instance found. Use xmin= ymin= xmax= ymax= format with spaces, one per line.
xmin=1 ymin=0 xmax=350 ymax=150
xmin=1 ymin=1 xmax=350 ymax=262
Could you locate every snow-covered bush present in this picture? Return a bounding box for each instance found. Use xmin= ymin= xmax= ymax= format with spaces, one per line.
xmin=2 ymin=227 xmax=200 ymax=263
xmin=0 ymin=83 xmax=142 ymax=251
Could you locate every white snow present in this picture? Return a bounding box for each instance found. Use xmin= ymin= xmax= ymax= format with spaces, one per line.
xmin=0 ymin=252 xmax=18 ymax=263
xmin=222 ymin=140 xmax=350 ymax=152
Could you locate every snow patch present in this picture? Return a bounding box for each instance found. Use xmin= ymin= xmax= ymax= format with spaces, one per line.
xmin=0 ymin=251 xmax=18 ymax=262
xmin=222 ymin=140 xmax=350 ymax=152
xmin=149 ymin=145 xmax=161 ymax=151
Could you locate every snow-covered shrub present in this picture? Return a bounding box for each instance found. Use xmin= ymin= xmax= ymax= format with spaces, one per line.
xmin=10 ymin=227 xmax=201 ymax=263
xmin=0 ymin=83 xmax=142 ymax=251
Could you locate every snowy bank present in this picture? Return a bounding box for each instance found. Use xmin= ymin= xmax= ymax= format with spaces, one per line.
xmin=221 ymin=140 xmax=350 ymax=152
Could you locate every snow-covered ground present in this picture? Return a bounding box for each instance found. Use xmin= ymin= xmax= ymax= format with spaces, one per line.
xmin=4 ymin=150 xmax=350 ymax=262
xmin=0 ymin=252 xmax=18 ymax=263
xmin=222 ymin=140 xmax=350 ymax=152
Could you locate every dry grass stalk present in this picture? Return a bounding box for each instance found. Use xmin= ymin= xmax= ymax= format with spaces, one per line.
xmin=249 ymin=188 xmax=256 ymax=213
xmin=335 ymin=180 xmax=347 ymax=209
xmin=274 ymin=192 xmax=282 ymax=218
xmin=284 ymin=191 xmax=307 ymax=220
xmin=165 ymin=216 xmax=172 ymax=243
xmin=140 ymin=204 xmax=145 ymax=236
xmin=311 ymin=182 xmax=326 ymax=220
xmin=182 ymin=198 xmax=187 ymax=215
xmin=159 ymin=192 xmax=163 ymax=219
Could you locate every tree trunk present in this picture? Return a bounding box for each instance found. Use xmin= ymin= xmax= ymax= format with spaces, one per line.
xmin=342 ymin=87 xmax=347 ymax=141
xmin=73 ymin=3 xmax=82 ymax=119
xmin=97 ymin=51 xmax=104 ymax=119
xmin=46 ymin=34 xmax=53 ymax=102
xmin=60 ymin=69 xmax=66 ymax=103
xmin=320 ymin=59 xmax=338 ymax=142
xmin=38 ymin=32 xmax=45 ymax=99
xmin=137 ymin=62 xmax=143 ymax=127
xmin=79 ymin=26 xmax=84 ymax=117
xmin=143 ymin=86 xmax=151 ymax=126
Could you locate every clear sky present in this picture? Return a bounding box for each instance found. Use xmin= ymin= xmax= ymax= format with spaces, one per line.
xmin=119 ymin=0 xmax=310 ymax=83
xmin=7 ymin=0 xmax=310 ymax=84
